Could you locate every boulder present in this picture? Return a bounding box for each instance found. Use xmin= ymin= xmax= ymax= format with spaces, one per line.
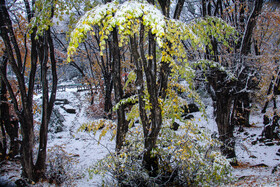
xmin=264 ymin=141 xmax=274 ymax=146
xmin=272 ymin=164 xmax=280 ymax=174
xmin=181 ymin=103 xmax=199 ymax=114
xmin=183 ymin=114 xmax=194 ymax=120
xmin=49 ymin=108 xmax=65 ymax=133
xmin=61 ymin=106 xmax=76 ymax=114
xmin=171 ymin=122 xmax=180 ymax=131
xmin=55 ymin=99 xmax=70 ymax=105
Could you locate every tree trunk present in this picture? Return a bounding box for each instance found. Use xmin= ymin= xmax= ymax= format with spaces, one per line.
xmin=0 ymin=118 xmax=7 ymax=159
xmin=20 ymin=116 xmax=35 ymax=181
xmin=215 ymin=93 xmax=236 ymax=160
xmin=8 ymin=120 xmax=19 ymax=158
xmin=0 ymin=0 xmax=35 ymax=180
xmin=33 ymin=32 xmax=49 ymax=181
xmin=130 ymin=25 xmax=163 ymax=176
xmin=207 ymin=67 xmax=237 ymax=162
xmin=104 ymin=73 xmax=113 ymax=118
xmin=0 ymin=53 xmax=8 ymax=159
xmin=234 ymin=0 xmax=264 ymax=127
xmin=34 ymin=25 xmax=57 ymax=181
xmin=112 ymin=28 xmax=127 ymax=152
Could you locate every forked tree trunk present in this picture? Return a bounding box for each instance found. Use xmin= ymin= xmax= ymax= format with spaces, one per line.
xmin=130 ymin=25 xmax=163 ymax=176
xmin=1 ymin=0 xmax=58 ymax=182
xmin=34 ymin=26 xmax=57 ymax=181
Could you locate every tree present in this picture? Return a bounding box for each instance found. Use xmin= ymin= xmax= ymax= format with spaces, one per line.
xmin=0 ymin=0 xmax=64 ymax=182
xmin=0 ymin=51 xmax=19 ymax=159
xmin=67 ymin=1 xmax=116 ymax=115
xmin=68 ymin=0 xmax=235 ymax=180
xmin=0 ymin=50 xmax=20 ymax=159
xmin=195 ymin=0 xmax=264 ymax=161
xmin=254 ymin=4 xmax=280 ymax=139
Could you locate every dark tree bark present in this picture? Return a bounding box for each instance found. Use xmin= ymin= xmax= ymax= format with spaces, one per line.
xmin=84 ymin=28 xmax=114 ymax=116
xmin=262 ymin=67 xmax=280 ymax=113
xmin=102 ymin=0 xmax=127 ymax=153
xmin=173 ymin=0 xmax=185 ymax=20
xmin=0 ymin=0 xmax=57 ymax=182
xmin=200 ymin=0 xmax=264 ymax=162
xmin=134 ymin=0 xmax=185 ymax=176
xmin=0 ymin=0 xmax=35 ymax=180
xmin=201 ymin=0 xmax=238 ymax=161
xmin=0 ymin=53 xmax=20 ymax=158
xmin=34 ymin=26 xmax=57 ymax=181
xmin=0 ymin=52 xmax=9 ymax=159
xmin=103 ymin=72 xmax=113 ymax=116
xmin=215 ymin=93 xmax=236 ymax=158
xmin=130 ymin=31 xmax=161 ymax=176
xmin=233 ymin=0 xmax=264 ymax=128
xmin=207 ymin=67 xmax=237 ymax=161
xmin=112 ymin=27 xmax=127 ymax=152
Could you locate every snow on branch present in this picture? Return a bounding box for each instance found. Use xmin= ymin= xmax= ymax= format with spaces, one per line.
xmin=194 ymin=59 xmax=237 ymax=81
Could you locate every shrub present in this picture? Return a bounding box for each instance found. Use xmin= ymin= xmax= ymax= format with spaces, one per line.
xmin=46 ymin=145 xmax=78 ymax=185
xmin=91 ymin=120 xmax=233 ymax=187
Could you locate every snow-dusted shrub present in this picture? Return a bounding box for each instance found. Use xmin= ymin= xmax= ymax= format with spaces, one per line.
xmin=91 ymin=120 xmax=232 ymax=186
xmin=46 ymin=145 xmax=78 ymax=185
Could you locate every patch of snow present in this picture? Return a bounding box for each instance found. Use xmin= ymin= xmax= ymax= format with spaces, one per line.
xmin=1 ymin=83 xmax=280 ymax=186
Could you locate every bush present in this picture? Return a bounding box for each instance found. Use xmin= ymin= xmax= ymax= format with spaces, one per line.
xmin=91 ymin=120 xmax=233 ymax=187
xmin=46 ymin=145 xmax=78 ymax=185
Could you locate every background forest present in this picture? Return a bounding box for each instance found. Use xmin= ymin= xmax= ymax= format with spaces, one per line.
xmin=0 ymin=0 xmax=280 ymax=186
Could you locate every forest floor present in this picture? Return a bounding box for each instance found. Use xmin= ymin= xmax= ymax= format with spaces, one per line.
xmin=1 ymin=81 xmax=280 ymax=186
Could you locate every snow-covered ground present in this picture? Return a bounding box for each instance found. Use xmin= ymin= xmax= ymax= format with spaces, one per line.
xmin=1 ymin=85 xmax=280 ymax=186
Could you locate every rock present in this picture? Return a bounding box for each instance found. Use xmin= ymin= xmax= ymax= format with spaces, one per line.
xmin=49 ymin=108 xmax=65 ymax=133
xmin=258 ymin=137 xmax=266 ymax=142
xmin=183 ymin=114 xmax=194 ymax=120
xmin=276 ymin=149 xmax=280 ymax=157
xmin=249 ymin=155 xmax=257 ymax=158
xmin=265 ymin=141 xmax=274 ymax=146
xmin=244 ymin=132 xmax=249 ymax=136
xmin=272 ymin=164 xmax=280 ymax=173
xmin=61 ymin=106 xmax=76 ymax=114
xmin=65 ymin=108 xmax=76 ymax=114
xmin=171 ymin=122 xmax=180 ymax=131
xmin=181 ymin=103 xmax=199 ymax=114
xmin=55 ymin=99 xmax=70 ymax=105
xmin=251 ymin=140 xmax=258 ymax=145
xmin=251 ymin=163 xmax=268 ymax=168
xmin=263 ymin=115 xmax=270 ymax=125
xmin=15 ymin=179 xmax=28 ymax=187
xmin=238 ymin=127 xmax=244 ymax=132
